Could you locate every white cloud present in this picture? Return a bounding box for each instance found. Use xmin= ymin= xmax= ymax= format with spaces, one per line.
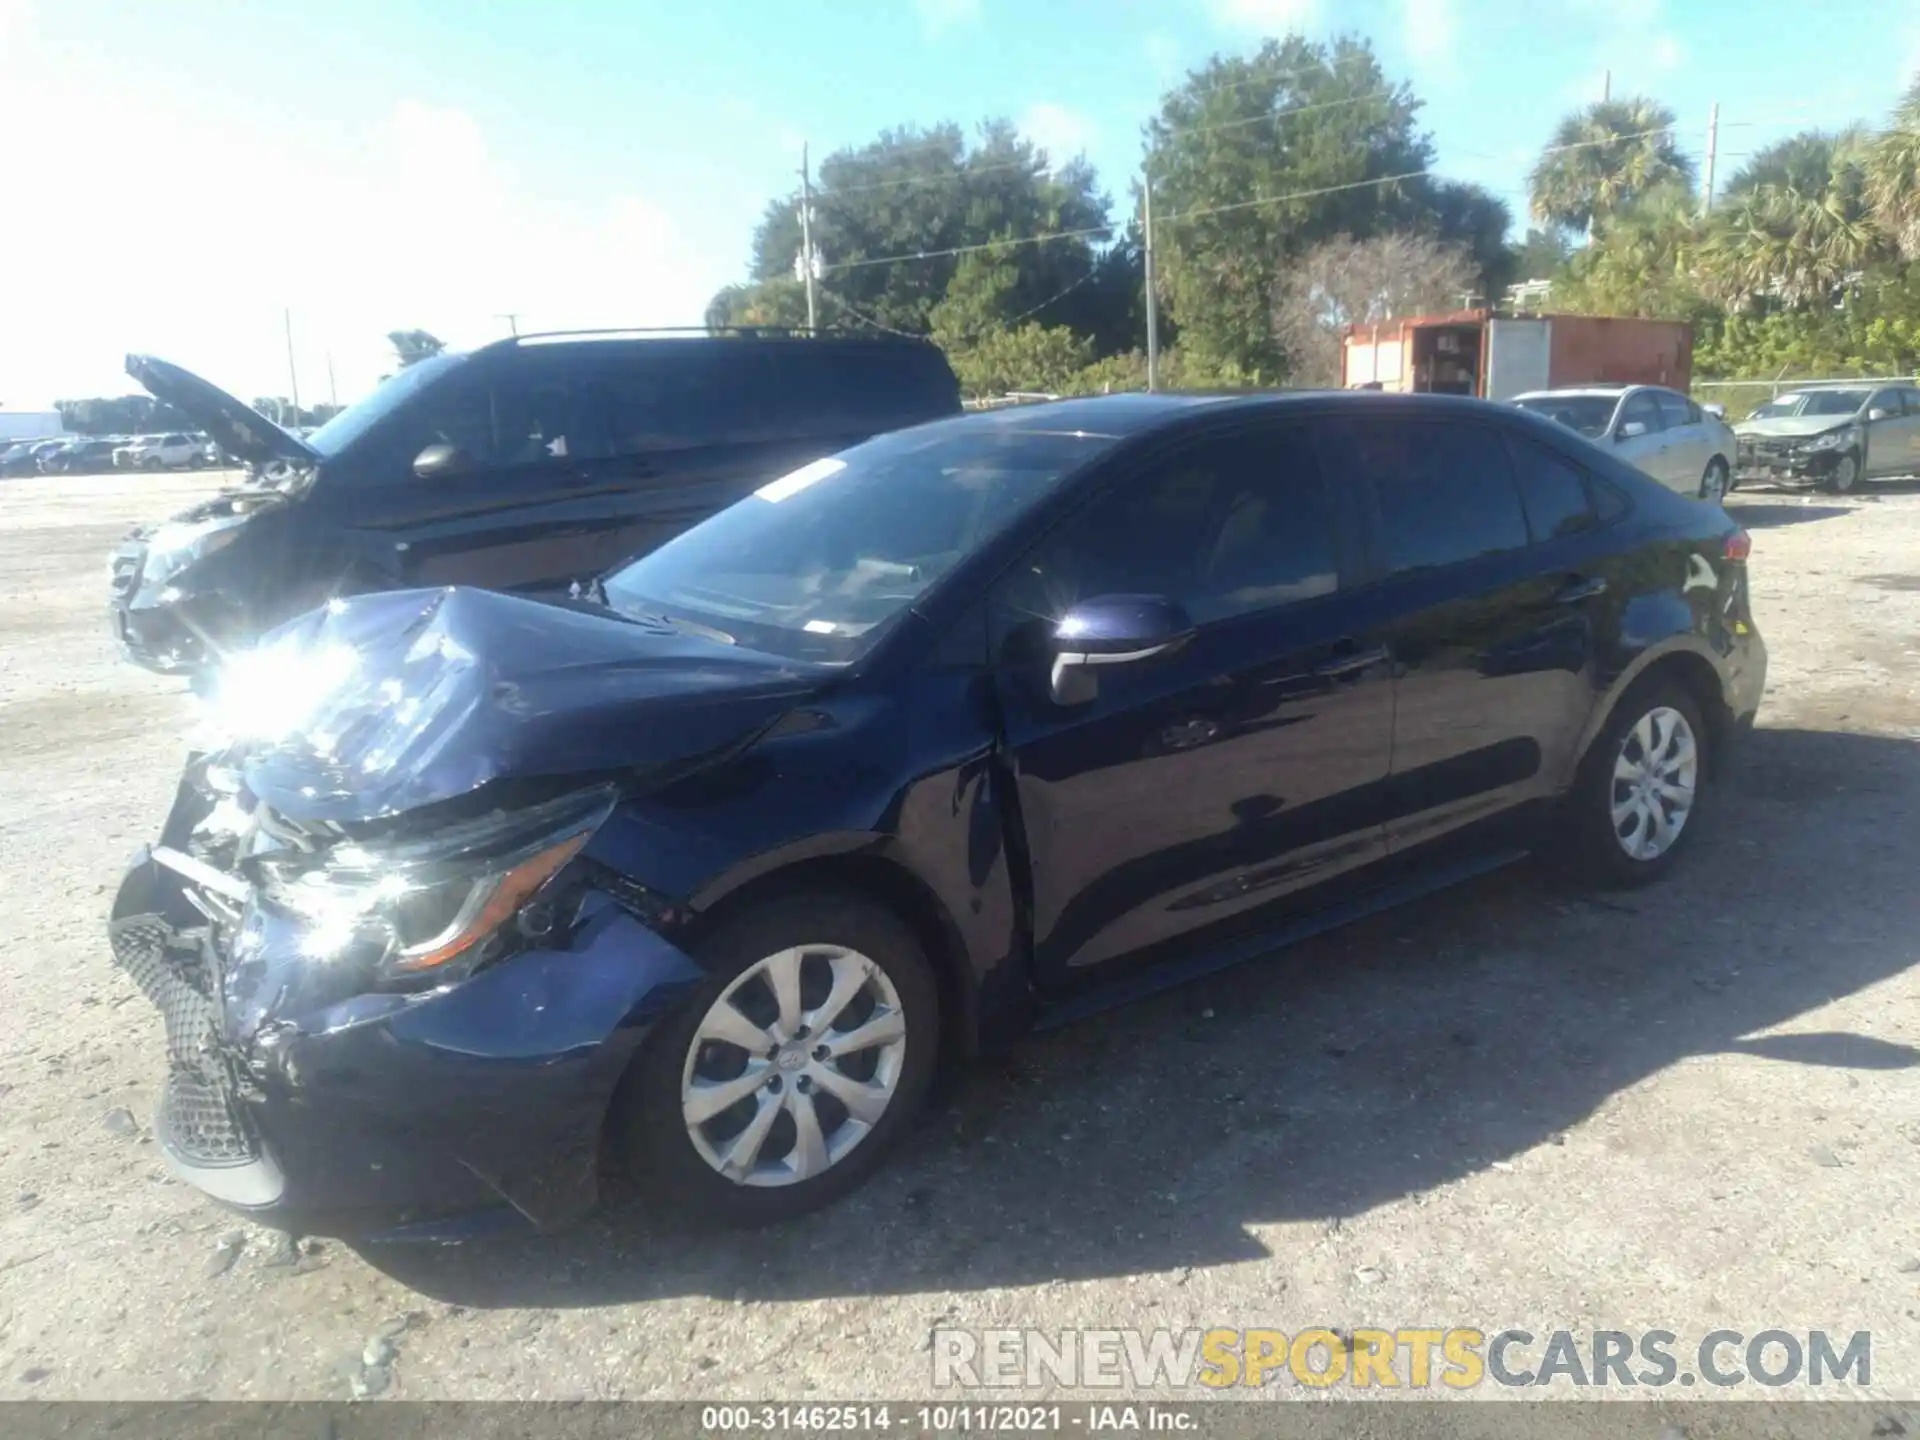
xmin=0 ymin=34 xmax=724 ymax=408
xmin=1401 ymin=0 xmax=1456 ymax=78
xmin=1209 ymin=0 xmax=1319 ymax=34
xmin=914 ymin=0 xmax=981 ymax=36
xmin=1019 ymin=102 xmax=1095 ymax=167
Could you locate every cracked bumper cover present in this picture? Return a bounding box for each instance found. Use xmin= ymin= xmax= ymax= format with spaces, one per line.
xmin=108 ymin=839 xmax=706 ymax=1239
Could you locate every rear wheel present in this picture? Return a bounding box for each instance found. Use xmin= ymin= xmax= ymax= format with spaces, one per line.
xmin=1566 ymin=681 xmax=1709 ymax=887
xmin=1826 ymin=451 xmax=1860 ymax=494
xmin=187 ymin=453 xmax=207 ymax=470
xmin=620 ymin=888 xmax=939 ymax=1226
xmin=1699 ymin=457 xmax=1729 ymax=503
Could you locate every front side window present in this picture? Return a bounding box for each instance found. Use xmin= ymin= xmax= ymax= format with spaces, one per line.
xmin=1621 ymin=391 xmax=1665 ymax=434
xmin=1352 ymin=420 xmax=1529 ymax=575
xmin=603 ymin=417 xmax=1115 ymax=663
xmin=1869 ymin=389 xmax=1906 ymax=417
xmin=994 ymin=425 xmax=1339 ymax=639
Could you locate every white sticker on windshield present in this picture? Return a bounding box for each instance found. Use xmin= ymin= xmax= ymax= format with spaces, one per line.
xmin=756 ymin=456 xmax=845 ymax=503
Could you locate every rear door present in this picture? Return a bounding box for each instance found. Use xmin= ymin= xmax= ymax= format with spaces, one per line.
xmin=1330 ymin=417 xmax=1605 ymax=853
xmin=991 ymin=417 xmax=1394 ymax=986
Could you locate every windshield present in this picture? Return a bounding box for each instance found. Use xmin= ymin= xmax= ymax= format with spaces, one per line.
xmin=1514 ymin=394 xmax=1620 ymax=439
xmin=1751 ymin=389 xmax=1870 ymax=420
xmin=603 ymin=417 xmax=1115 ymax=663
xmin=303 ymin=351 xmax=469 ymax=457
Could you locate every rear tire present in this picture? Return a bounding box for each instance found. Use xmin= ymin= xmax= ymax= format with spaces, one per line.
xmin=1699 ymin=457 xmax=1729 ymax=503
xmin=1564 ymin=680 xmax=1710 ymax=888
xmin=620 ymin=887 xmax=940 ymax=1227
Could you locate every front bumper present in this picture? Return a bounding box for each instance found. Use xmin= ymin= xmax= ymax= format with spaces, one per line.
xmin=1735 ymin=442 xmax=1843 ymax=486
xmin=108 ymin=804 xmax=706 ymax=1238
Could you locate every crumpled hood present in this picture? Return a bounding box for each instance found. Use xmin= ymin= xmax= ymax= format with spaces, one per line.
xmin=216 ymin=587 xmax=821 ymax=825
xmin=126 ymin=354 xmax=319 ymax=469
xmin=1734 ymin=415 xmax=1859 ymax=439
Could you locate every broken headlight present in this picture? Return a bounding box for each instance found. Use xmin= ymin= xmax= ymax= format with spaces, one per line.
xmin=252 ymin=786 xmax=616 ymax=986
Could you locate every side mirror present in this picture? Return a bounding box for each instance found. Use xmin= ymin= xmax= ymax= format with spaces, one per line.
xmin=1868 ymin=408 xmax=1891 ymax=422
xmin=1702 ymin=403 xmax=1727 ymax=420
xmin=1048 ymin=594 xmax=1195 ymax=707
xmin=1617 ymin=420 xmax=1648 ymax=441
xmin=412 ymin=442 xmax=473 ymax=480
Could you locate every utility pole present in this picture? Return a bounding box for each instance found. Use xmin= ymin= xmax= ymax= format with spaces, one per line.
xmin=496 ymin=312 xmax=521 ymax=335
xmin=282 ymin=308 xmax=301 ymax=423
xmin=1142 ymin=167 xmax=1160 ymax=393
xmin=326 ymin=352 xmax=338 ymax=410
xmin=798 ymin=142 xmax=820 ymax=331
xmin=1601 ymin=69 xmax=1611 ymax=103
xmin=1702 ymin=101 xmax=1721 ymax=214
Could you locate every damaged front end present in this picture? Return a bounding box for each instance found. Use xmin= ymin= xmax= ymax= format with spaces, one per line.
xmin=110 ymin=761 xmax=706 ymax=1238
xmin=102 ymin=584 xmax=825 ymax=1236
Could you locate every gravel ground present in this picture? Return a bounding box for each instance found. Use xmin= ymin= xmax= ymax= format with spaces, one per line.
xmin=2 ymin=470 xmax=1919 ymax=1407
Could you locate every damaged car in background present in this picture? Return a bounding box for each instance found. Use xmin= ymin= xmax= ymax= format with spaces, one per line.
xmin=1733 ymin=381 xmax=1920 ymax=493
xmin=107 ymin=333 xmax=962 ymax=674
xmin=110 ymin=393 xmax=1765 ymax=1238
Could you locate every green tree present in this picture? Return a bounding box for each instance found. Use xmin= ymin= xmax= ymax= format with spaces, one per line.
xmin=945 ymin=324 xmax=1095 ymax=397
xmin=1552 ymin=183 xmax=1713 ymax=321
xmin=1145 ymin=36 xmax=1436 ymax=379
xmin=1514 ymin=225 xmax=1573 ymax=281
xmin=713 ymin=121 xmax=1113 ymax=338
xmin=1527 ymin=97 xmax=1694 ymax=232
xmin=1867 ymin=77 xmax=1920 ymax=258
xmin=387 ymin=329 xmax=447 ymax=368
xmin=1698 ymin=129 xmax=1880 ymax=310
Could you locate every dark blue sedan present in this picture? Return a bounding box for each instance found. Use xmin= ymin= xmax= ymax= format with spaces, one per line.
xmin=109 ymin=392 xmax=1766 ymax=1236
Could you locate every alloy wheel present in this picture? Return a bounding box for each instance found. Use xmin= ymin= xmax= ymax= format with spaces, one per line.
xmin=680 ymin=944 xmax=907 ymax=1188
xmin=1610 ymin=706 xmax=1699 ymax=861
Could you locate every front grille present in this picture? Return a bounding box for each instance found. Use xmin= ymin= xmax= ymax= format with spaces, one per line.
xmin=108 ymin=546 xmax=144 ymax=603
xmin=109 ymin=913 xmax=260 ymax=1168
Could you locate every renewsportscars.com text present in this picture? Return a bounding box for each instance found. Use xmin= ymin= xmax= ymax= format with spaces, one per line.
xmin=932 ymin=1328 xmax=1873 ymax=1391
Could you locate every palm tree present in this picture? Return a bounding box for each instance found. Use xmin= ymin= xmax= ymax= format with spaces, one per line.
xmin=1866 ymin=76 xmax=1920 ymax=258
xmin=1528 ymin=98 xmax=1695 ymax=233
xmin=1699 ymin=129 xmax=1881 ymax=310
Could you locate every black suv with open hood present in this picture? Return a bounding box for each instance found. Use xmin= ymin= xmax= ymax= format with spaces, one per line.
xmin=107 ymin=331 xmax=963 ymax=672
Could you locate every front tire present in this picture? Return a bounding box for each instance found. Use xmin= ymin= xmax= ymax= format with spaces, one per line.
xmin=1826 ymin=451 xmax=1860 ymax=494
xmin=621 ymin=888 xmax=940 ymax=1226
xmin=1699 ymin=457 xmax=1729 ymax=503
xmin=140 ymin=456 xmax=163 ymax=471
xmin=1566 ymin=681 xmax=1709 ymax=888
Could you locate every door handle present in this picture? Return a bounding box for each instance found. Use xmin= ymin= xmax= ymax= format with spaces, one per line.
xmin=1314 ymin=644 xmax=1389 ymax=679
xmin=1555 ymin=575 xmax=1608 ymax=604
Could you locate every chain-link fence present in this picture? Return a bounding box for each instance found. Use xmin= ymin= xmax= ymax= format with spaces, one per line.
xmin=1694 ymin=374 xmax=1919 ymax=422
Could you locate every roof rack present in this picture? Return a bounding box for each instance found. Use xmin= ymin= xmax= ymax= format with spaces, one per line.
xmin=501 ymin=325 xmax=918 ymax=347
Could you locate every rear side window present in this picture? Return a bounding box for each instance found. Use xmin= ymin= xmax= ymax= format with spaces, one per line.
xmin=586 ymin=345 xmax=782 ymax=452
xmin=767 ymin=344 xmax=954 ymax=437
xmin=1352 ymin=421 xmax=1529 ymax=575
xmin=1506 ymin=436 xmax=1596 ymax=541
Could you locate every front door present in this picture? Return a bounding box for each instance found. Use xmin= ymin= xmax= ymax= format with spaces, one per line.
xmin=1331 ymin=417 xmax=1605 ymax=852
xmin=990 ymin=419 xmax=1395 ymax=987
xmin=1864 ymin=387 xmax=1920 ymax=478
xmin=335 ymin=351 xmax=659 ymax=595
xmin=1613 ymin=390 xmax=1680 ymax=490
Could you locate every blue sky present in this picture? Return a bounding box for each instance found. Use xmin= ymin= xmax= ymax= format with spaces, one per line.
xmin=1 ymin=0 xmax=1912 ymax=409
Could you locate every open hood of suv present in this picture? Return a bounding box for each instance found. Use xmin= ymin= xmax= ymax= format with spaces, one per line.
xmin=213 ymin=587 xmax=823 ymax=825
xmin=126 ymin=355 xmax=320 ymax=468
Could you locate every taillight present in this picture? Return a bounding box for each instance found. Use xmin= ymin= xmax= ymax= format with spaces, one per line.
xmin=1722 ymin=528 xmax=1751 ymax=563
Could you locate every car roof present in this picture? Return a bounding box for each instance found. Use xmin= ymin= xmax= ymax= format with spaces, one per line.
xmin=975 ymin=389 xmax=1546 ymax=439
